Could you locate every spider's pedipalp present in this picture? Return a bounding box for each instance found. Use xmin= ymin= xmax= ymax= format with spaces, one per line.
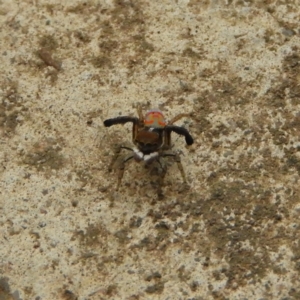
xmin=144 ymin=151 xmax=159 ymax=163
xmin=133 ymin=147 xmax=144 ymax=161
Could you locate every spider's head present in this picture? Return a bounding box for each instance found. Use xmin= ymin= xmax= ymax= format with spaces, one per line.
xmin=144 ymin=109 xmax=166 ymax=128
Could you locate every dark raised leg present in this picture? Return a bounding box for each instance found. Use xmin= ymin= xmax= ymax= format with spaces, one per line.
xmin=165 ymin=125 xmax=194 ymax=146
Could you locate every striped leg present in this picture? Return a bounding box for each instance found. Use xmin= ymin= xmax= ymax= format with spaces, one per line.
xmin=107 ymin=145 xmax=132 ymax=172
xmin=107 ymin=145 xmax=133 ymax=189
xmin=155 ymin=159 xmax=168 ymax=199
xmin=162 ymin=152 xmax=187 ymax=183
xmin=116 ymin=155 xmax=134 ymax=190
xmin=168 ymin=113 xmax=191 ymax=125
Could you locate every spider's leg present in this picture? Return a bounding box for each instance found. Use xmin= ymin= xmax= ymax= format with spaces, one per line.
xmin=132 ymin=120 xmax=140 ymax=142
xmin=163 ymin=129 xmax=172 ymax=150
xmin=108 ymin=145 xmax=132 ymax=172
xmin=116 ymin=155 xmax=134 ymax=190
xmin=156 ymin=158 xmax=168 ymax=199
xmin=104 ymin=116 xmax=139 ymax=127
xmin=137 ymin=105 xmax=144 ymax=123
xmin=168 ymin=113 xmax=191 ymax=125
xmin=104 ymin=115 xmax=141 ymax=145
xmin=164 ymin=125 xmax=194 ymax=146
xmin=162 ymin=153 xmax=187 ymax=183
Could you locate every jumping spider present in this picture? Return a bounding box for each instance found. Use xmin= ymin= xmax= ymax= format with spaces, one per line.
xmin=103 ymin=105 xmax=194 ymax=197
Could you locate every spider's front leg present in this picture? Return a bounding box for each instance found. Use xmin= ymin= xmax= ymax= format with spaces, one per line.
xmin=104 ymin=116 xmax=140 ymax=142
xmin=103 ymin=116 xmax=139 ymax=127
xmin=164 ymin=125 xmax=194 ymax=147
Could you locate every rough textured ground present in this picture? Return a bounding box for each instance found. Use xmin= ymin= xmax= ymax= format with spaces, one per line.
xmin=1 ymin=0 xmax=300 ymax=299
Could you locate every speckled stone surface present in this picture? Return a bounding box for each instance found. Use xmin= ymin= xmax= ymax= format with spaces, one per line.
xmin=1 ymin=0 xmax=300 ymax=299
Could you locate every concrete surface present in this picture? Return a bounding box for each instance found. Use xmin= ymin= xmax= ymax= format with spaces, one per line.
xmin=1 ymin=0 xmax=300 ymax=299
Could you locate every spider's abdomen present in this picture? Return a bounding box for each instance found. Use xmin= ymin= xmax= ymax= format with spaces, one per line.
xmin=144 ymin=109 xmax=166 ymax=128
